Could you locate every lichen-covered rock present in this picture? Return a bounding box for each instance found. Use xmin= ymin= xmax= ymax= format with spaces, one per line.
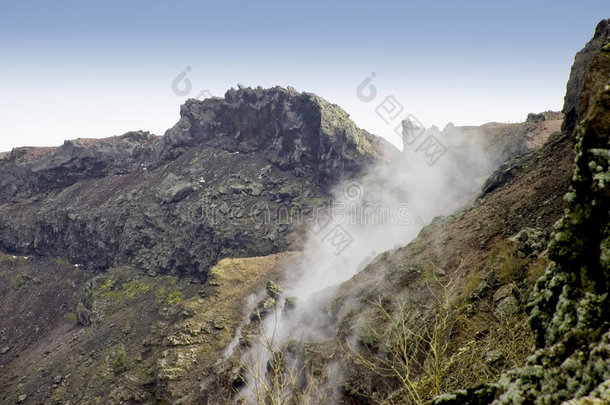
xmin=432 ymin=385 xmax=500 ymax=405
xmin=251 ymin=297 xmax=276 ymax=322
xmin=471 ymin=281 xmax=492 ymax=300
xmin=156 ymin=173 xmax=194 ymax=204
xmin=436 ymin=18 xmax=610 ymax=405
xmin=493 ymin=295 xmax=520 ymax=321
xmin=265 ymin=280 xmax=285 ymax=300
xmin=492 ymin=283 xmax=521 ymax=321
xmin=493 ymin=283 xmax=520 ymax=303
xmin=512 ymin=228 xmax=549 ymax=257
xmin=485 ymin=350 xmax=506 ymax=366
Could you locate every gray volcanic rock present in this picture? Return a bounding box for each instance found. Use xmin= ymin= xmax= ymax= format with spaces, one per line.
xmin=481 ymin=160 xmax=520 ymax=194
xmin=481 ymin=111 xmax=564 ymax=195
xmin=158 ymin=86 xmax=387 ymax=186
xmin=0 ymin=131 xmax=159 ymax=203
xmin=0 ymin=87 xmax=393 ymax=278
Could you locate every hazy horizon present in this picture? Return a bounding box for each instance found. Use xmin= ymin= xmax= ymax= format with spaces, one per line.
xmin=1 ymin=0 xmax=608 ymax=152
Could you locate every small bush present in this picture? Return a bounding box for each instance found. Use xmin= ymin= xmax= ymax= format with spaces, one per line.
xmin=63 ymin=312 xmax=77 ymax=322
xmin=112 ymin=348 xmax=127 ymax=374
xmin=490 ymin=241 xmax=529 ymax=283
xmin=167 ymin=290 xmax=183 ymax=306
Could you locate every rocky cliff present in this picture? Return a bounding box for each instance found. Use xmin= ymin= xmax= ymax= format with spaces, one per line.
xmin=0 ymin=93 xmax=569 ymax=404
xmin=562 ymin=19 xmax=610 ymax=133
xmin=0 ymin=87 xmax=391 ymax=278
xmin=159 ymin=86 xmax=390 ymax=181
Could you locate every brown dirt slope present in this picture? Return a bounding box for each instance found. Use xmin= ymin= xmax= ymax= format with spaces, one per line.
xmin=0 ymin=251 xmax=297 ymax=404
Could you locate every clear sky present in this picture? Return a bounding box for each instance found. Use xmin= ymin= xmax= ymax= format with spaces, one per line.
xmin=0 ymin=1 xmax=608 ymax=151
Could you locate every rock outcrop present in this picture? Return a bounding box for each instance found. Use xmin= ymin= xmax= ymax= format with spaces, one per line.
xmin=0 ymin=87 xmax=392 ymax=277
xmin=562 ymin=18 xmax=610 ymax=133
xmin=481 ymin=111 xmax=564 ymax=194
xmin=158 ymin=86 xmax=389 ymax=185
xmin=0 ymin=131 xmax=159 ymax=202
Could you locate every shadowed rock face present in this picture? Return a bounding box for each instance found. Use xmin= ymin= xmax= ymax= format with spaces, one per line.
xmin=0 ymin=87 xmax=393 ymax=277
xmin=159 ymin=86 xmax=388 ymax=186
xmin=0 ymin=131 xmax=160 ymax=202
xmin=562 ymin=19 xmax=610 ymax=134
xmin=0 ymin=87 xmax=388 ymax=203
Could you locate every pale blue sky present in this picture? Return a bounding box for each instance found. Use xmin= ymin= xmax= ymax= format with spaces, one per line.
xmin=0 ymin=1 xmax=608 ymax=151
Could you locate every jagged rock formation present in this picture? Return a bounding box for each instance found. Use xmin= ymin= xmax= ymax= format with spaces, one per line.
xmin=0 ymin=87 xmax=391 ymax=277
xmin=0 ymin=131 xmax=159 ymax=200
xmin=159 ymin=86 xmax=391 ymax=182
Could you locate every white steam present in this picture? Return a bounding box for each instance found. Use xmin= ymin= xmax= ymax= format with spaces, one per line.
xmin=237 ymin=123 xmax=499 ymax=403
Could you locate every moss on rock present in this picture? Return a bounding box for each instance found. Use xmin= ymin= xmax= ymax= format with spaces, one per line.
xmin=436 ymin=19 xmax=610 ymax=405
